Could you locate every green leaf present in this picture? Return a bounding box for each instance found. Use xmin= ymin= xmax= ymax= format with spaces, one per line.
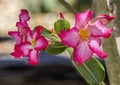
xmin=67 ymin=48 xmax=105 ymax=85
xmin=41 ymin=27 xmax=60 ymax=42
xmin=54 ymin=19 xmax=70 ymax=34
xmin=46 ymin=42 xmax=66 ymax=55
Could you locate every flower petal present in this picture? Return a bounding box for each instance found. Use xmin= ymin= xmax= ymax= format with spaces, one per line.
xmin=19 ymin=9 xmax=30 ymax=22
xmin=88 ymin=24 xmax=103 ymax=37
xmin=31 ymin=26 xmax=44 ymax=41
xmin=35 ymin=36 xmax=48 ymax=50
xmin=8 ymin=31 xmax=22 ymax=45
xmin=26 ymin=30 xmax=32 ymax=42
xmin=28 ymin=49 xmax=39 ymax=65
xmin=8 ymin=31 xmax=19 ymax=37
xmin=75 ymin=9 xmax=93 ymax=30
xmin=90 ymin=37 xmax=101 ymax=46
xmin=58 ymin=28 xmax=79 ymax=47
xmin=88 ymin=40 xmax=107 ymax=59
xmin=33 ymin=28 xmax=41 ymax=40
xmin=10 ymin=50 xmax=22 ymax=58
xmin=16 ymin=42 xmax=31 ymax=56
xmin=90 ymin=14 xmax=115 ymax=25
xmin=73 ymin=42 xmax=93 ymax=66
xmin=16 ymin=22 xmax=28 ymax=29
xmin=90 ymin=20 xmax=113 ymax=38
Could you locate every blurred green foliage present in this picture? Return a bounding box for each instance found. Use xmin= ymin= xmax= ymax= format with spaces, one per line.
xmin=24 ymin=0 xmax=91 ymax=13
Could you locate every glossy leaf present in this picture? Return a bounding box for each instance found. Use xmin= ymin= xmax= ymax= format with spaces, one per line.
xmin=67 ymin=47 xmax=105 ymax=85
xmin=54 ymin=19 xmax=70 ymax=34
xmin=46 ymin=42 xmax=66 ymax=55
xmin=41 ymin=27 xmax=60 ymax=42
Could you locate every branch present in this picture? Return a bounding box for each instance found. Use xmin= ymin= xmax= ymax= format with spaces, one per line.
xmin=58 ymin=0 xmax=78 ymax=14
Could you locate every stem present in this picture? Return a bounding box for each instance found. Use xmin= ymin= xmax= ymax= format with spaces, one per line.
xmin=58 ymin=0 xmax=78 ymax=14
xmin=98 ymin=82 xmax=106 ymax=85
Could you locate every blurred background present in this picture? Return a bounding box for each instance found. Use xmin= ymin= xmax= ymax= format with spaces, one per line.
xmin=0 ymin=0 xmax=119 ymax=85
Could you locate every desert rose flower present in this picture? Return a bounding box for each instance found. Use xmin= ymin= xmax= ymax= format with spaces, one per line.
xmin=8 ymin=9 xmax=48 ymax=65
xmin=15 ymin=26 xmax=48 ymax=65
xmin=8 ymin=9 xmax=31 ymax=58
xmin=59 ymin=9 xmax=114 ymax=66
xmin=9 ymin=9 xmax=30 ymax=45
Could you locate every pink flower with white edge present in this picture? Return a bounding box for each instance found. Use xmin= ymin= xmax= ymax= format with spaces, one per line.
xmin=8 ymin=9 xmax=48 ymax=65
xmin=15 ymin=26 xmax=48 ymax=65
xmin=9 ymin=9 xmax=30 ymax=45
xmin=58 ymin=9 xmax=114 ymax=66
xmin=16 ymin=9 xmax=31 ymax=43
xmin=8 ymin=9 xmax=31 ymax=58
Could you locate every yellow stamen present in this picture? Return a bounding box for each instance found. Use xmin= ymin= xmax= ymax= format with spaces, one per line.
xmin=31 ymin=39 xmax=36 ymax=48
xmin=79 ymin=28 xmax=90 ymax=41
xmin=50 ymin=29 xmax=56 ymax=34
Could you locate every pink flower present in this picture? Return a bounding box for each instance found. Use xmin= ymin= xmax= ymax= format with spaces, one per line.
xmin=59 ymin=9 xmax=114 ymax=66
xmin=8 ymin=9 xmax=48 ymax=65
xmin=9 ymin=9 xmax=30 ymax=45
xmin=15 ymin=26 xmax=48 ymax=65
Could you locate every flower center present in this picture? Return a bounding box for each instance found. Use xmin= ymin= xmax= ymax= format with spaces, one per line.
xmin=79 ymin=28 xmax=90 ymax=41
xmin=31 ymin=39 xmax=36 ymax=48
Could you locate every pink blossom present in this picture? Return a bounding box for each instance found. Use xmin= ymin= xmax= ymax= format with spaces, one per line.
xmin=9 ymin=9 xmax=30 ymax=45
xmin=59 ymin=9 xmax=114 ymax=66
xmin=8 ymin=9 xmax=48 ymax=65
xmin=14 ymin=26 xmax=48 ymax=65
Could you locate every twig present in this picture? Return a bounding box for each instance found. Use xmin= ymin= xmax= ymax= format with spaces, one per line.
xmin=58 ymin=0 xmax=78 ymax=14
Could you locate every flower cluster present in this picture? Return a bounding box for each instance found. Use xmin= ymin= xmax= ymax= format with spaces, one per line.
xmin=8 ymin=9 xmax=48 ymax=65
xmin=58 ymin=9 xmax=114 ymax=66
xmin=8 ymin=9 xmax=114 ymax=66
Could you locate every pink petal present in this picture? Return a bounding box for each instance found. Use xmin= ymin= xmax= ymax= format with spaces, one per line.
xmin=90 ymin=37 xmax=101 ymax=46
xmin=19 ymin=9 xmax=30 ymax=22
xmin=8 ymin=31 xmax=19 ymax=37
xmin=98 ymin=14 xmax=115 ymax=21
xmin=88 ymin=40 xmax=107 ymax=59
xmin=73 ymin=42 xmax=93 ymax=66
xmin=58 ymin=28 xmax=80 ymax=47
xmin=88 ymin=24 xmax=103 ymax=37
xmin=10 ymin=50 xmax=22 ymax=59
xmin=28 ymin=49 xmax=39 ymax=65
xmin=90 ymin=14 xmax=115 ymax=25
xmin=16 ymin=22 xmax=24 ymax=28
xmin=90 ymin=20 xmax=113 ymax=38
xmin=8 ymin=31 xmax=22 ymax=44
xmin=33 ymin=28 xmax=41 ymax=40
xmin=16 ymin=42 xmax=31 ymax=56
xmin=26 ymin=30 xmax=32 ymax=42
xmin=35 ymin=36 xmax=48 ymax=50
xmin=27 ymin=26 xmax=43 ymax=40
xmin=16 ymin=22 xmax=28 ymax=29
xmin=75 ymin=9 xmax=93 ymax=30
